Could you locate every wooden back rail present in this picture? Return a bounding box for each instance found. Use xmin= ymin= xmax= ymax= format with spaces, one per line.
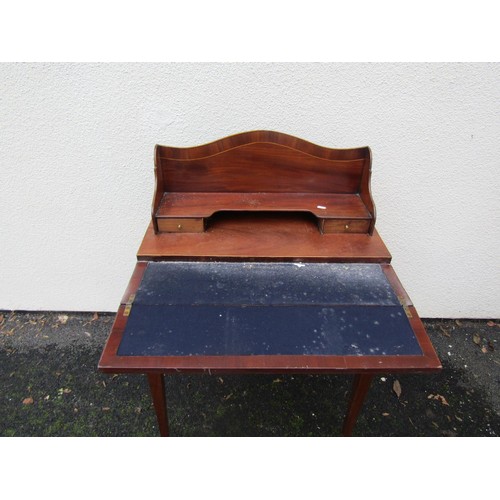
xmin=152 ymin=131 xmax=376 ymax=235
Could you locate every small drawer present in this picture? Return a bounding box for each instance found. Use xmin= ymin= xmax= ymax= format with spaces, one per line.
xmin=157 ymin=218 xmax=205 ymax=233
xmin=321 ymin=219 xmax=371 ymax=234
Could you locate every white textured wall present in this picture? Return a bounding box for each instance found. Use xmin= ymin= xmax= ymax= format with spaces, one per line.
xmin=1 ymin=63 xmax=498 ymax=317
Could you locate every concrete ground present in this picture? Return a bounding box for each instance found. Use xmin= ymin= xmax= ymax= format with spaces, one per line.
xmin=0 ymin=311 xmax=498 ymax=437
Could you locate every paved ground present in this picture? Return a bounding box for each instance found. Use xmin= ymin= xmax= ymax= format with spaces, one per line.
xmin=0 ymin=311 xmax=498 ymax=437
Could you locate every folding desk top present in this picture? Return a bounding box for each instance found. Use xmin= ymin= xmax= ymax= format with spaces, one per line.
xmin=117 ymin=262 xmax=422 ymax=358
xmin=99 ymin=260 xmax=440 ymax=374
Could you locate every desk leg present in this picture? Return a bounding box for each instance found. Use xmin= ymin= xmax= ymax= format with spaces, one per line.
xmin=342 ymin=374 xmax=373 ymax=436
xmin=147 ymin=373 xmax=170 ymax=437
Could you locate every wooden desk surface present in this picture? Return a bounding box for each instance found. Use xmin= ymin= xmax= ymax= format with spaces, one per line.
xmin=137 ymin=213 xmax=391 ymax=262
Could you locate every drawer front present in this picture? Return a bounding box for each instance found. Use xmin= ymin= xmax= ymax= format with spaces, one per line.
xmin=322 ymin=219 xmax=371 ymax=234
xmin=157 ymin=218 xmax=205 ymax=233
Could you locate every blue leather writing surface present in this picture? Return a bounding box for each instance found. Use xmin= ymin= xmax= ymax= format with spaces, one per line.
xmin=117 ymin=262 xmax=422 ymax=357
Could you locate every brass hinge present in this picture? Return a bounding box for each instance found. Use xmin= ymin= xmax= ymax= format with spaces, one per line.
xmin=123 ymin=294 xmax=136 ymax=317
xmin=397 ymin=295 xmax=413 ymax=319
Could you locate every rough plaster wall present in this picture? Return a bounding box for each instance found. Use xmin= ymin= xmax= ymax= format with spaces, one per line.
xmin=0 ymin=63 xmax=498 ymax=317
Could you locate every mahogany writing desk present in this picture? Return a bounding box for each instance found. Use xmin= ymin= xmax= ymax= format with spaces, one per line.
xmin=98 ymin=131 xmax=441 ymax=436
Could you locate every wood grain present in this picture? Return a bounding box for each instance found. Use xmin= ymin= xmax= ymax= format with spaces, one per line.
xmin=342 ymin=374 xmax=374 ymax=436
xmin=156 ymin=218 xmax=204 ymax=233
xmin=152 ymin=131 xmax=375 ymax=234
xmin=137 ymin=219 xmax=392 ymax=262
xmin=147 ymin=374 xmax=169 ymax=437
xmin=321 ymin=219 xmax=371 ymax=234
xmin=156 ymin=130 xmax=369 ymax=161
xmin=160 ymin=143 xmax=365 ymax=194
xmin=156 ymin=192 xmax=371 ymax=219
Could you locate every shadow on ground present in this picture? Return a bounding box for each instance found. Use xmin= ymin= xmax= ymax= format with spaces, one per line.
xmin=0 ymin=312 xmax=498 ymax=436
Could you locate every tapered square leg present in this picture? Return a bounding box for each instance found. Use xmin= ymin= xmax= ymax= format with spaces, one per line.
xmin=147 ymin=373 xmax=169 ymax=437
xmin=342 ymin=374 xmax=374 ymax=436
